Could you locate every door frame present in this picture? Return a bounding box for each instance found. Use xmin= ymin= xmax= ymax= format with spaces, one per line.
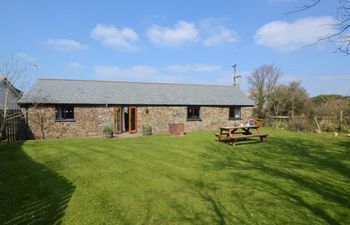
xmin=113 ymin=106 xmax=137 ymax=134
xmin=128 ymin=106 xmax=138 ymax=133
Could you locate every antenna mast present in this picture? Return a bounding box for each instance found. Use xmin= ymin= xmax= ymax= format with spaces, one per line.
xmin=232 ymin=64 xmax=242 ymax=87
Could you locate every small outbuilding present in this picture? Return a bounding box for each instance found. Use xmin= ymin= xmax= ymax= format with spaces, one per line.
xmin=0 ymin=77 xmax=22 ymax=110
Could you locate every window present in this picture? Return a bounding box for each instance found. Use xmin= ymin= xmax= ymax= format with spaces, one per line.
xmin=56 ymin=106 xmax=75 ymax=121
xmin=229 ymin=106 xmax=241 ymax=120
xmin=187 ymin=106 xmax=201 ymax=121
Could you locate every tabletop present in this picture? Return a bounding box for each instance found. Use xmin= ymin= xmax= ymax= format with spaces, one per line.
xmin=220 ymin=125 xmax=260 ymax=130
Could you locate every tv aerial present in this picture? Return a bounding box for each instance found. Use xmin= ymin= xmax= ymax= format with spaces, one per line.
xmin=232 ymin=64 xmax=241 ymax=87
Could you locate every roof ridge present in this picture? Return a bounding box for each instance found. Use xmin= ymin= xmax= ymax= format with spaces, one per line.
xmin=38 ymin=78 xmax=236 ymax=87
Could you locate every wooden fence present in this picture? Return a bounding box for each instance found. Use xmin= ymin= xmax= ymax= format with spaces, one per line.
xmin=269 ymin=110 xmax=350 ymax=131
xmin=0 ymin=109 xmax=32 ymax=143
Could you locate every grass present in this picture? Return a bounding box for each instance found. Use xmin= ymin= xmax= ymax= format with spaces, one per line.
xmin=0 ymin=128 xmax=349 ymax=225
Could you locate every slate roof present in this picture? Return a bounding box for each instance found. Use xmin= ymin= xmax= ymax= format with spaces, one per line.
xmin=0 ymin=77 xmax=22 ymax=110
xmin=18 ymin=78 xmax=254 ymax=106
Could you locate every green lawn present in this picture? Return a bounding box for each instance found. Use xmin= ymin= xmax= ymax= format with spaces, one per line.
xmin=0 ymin=128 xmax=349 ymax=225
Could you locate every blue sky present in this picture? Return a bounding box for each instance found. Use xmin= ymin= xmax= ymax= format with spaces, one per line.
xmin=1 ymin=0 xmax=349 ymax=96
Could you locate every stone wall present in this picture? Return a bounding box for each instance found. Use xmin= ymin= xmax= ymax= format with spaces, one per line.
xmin=24 ymin=105 xmax=253 ymax=139
xmin=25 ymin=105 xmax=114 ymax=139
xmin=138 ymin=106 xmax=253 ymax=133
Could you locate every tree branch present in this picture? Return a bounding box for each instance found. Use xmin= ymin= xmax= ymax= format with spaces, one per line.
xmin=285 ymin=0 xmax=321 ymax=15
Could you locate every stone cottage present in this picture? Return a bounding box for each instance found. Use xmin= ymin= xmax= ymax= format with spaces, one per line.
xmin=18 ymin=78 xmax=254 ymax=139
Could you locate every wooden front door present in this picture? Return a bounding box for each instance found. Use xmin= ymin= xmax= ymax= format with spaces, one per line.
xmin=129 ymin=107 xmax=137 ymax=133
xmin=114 ymin=107 xmax=122 ymax=134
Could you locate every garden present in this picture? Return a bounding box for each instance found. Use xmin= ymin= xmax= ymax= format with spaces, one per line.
xmin=1 ymin=128 xmax=349 ymax=224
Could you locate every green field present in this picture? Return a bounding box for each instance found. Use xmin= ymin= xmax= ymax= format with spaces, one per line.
xmin=0 ymin=128 xmax=349 ymax=225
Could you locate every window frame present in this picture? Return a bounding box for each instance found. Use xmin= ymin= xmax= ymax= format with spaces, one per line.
xmin=55 ymin=105 xmax=75 ymax=122
xmin=187 ymin=106 xmax=201 ymax=121
xmin=229 ymin=106 xmax=241 ymax=120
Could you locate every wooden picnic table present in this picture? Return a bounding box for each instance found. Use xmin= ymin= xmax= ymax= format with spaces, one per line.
xmin=216 ymin=125 xmax=268 ymax=146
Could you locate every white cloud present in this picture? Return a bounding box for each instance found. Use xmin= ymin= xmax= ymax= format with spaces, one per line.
xmin=147 ymin=19 xmax=238 ymax=47
xmin=94 ymin=65 xmax=157 ymax=78
xmin=147 ymin=20 xmax=199 ymax=47
xmin=202 ymin=26 xmax=238 ymax=46
xmin=255 ymin=16 xmax=337 ymax=51
xmin=93 ymin=63 xmax=226 ymax=83
xmin=67 ymin=62 xmax=84 ymax=73
xmin=200 ymin=19 xmax=238 ymax=46
xmin=166 ymin=64 xmax=221 ymax=73
xmin=90 ymin=24 xmax=139 ymax=51
xmin=46 ymin=39 xmax=87 ymax=51
xmin=94 ymin=65 xmax=185 ymax=83
xmin=15 ymin=52 xmax=35 ymax=63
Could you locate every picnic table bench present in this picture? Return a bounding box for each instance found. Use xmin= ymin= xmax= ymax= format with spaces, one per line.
xmin=215 ymin=125 xmax=268 ymax=146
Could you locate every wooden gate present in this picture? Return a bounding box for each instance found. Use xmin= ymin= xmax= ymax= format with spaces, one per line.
xmin=0 ymin=109 xmax=31 ymax=143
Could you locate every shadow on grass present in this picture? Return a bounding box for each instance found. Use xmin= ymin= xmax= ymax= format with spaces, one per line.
xmin=216 ymin=138 xmax=265 ymax=147
xmin=165 ymin=178 xmax=240 ymax=225
xmin=201 ymin=134 xmax=350 ymax=225
xmin=0 ymin=141 xmax=75 ymax=225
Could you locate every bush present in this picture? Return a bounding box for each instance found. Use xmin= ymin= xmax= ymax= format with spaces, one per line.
xmin=319 ymin=120 xmax=338 ymax=132
xmin=287 ymin=118 xmax=314 ymax=131
xmin=103 ymin=126 xmax=113 ymax=133
xmin=142 ymin=124 xmax=152 ymax=132
xmin=271 ymin=120 xmax=288 ymax=129
xmin=342 ymin=126 xmax=350 ymax=133
xmin=263 ymin=116 xmax=273 ymax=127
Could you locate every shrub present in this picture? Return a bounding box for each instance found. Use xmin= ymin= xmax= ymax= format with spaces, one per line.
xmin=342 ymin=126 xmax=350 ymax=133
xmin=142 ymin=124 xmax=152 ymax=132
xmin=263 ymin=116 xmax=273 ymax=127
xmin=287 ymin=118 xmax=314 ymax=131
xmin=319 ymin=120 xmax=338 ymax=132
xmin=103 ymin=126 xmax=113 ymax=133
xmin=271 ymin=120 xmax=288 ymax=129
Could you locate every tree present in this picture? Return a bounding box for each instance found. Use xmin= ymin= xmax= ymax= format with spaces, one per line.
xmin=289 ymin=0 xmax=350 ymax=55
xmin=288 ymin=81 xmax=311 ymax=118
xmin=311 ymin=94 xmax=349 ymax=105
xmin=311 ymin=94 xmax=350 ymax=122
xmin=0 ymin=57 xmax=38 ymax=140
xmin=0 ymin=59 xmax=27 ymax=140
xmin=269 ymin=81 xmax=311 ymax=117
xmin=25 ymin=90 xmax=52 ymax=139
xmin=248 ymin=64 xmax=281 ymax=118
xmin=311 ymin=94 xmax=350 ymax=131
xmin=269 ymin=85 xmax=289 ymax=116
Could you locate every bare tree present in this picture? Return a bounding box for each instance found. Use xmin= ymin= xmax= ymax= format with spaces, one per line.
xmin=0 ymin=57 xmax=39 ymax=140
xmin=248 ymin=65 xmax=281 ymax=118
xmin=0 ymin=59 xmax=27 ymax=140
xmin=25 ymin=90 xmax=51 ymax=139
xmin=288 ymin=0 xmax=350 ymax=55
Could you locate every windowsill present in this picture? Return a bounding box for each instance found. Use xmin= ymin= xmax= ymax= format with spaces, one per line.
xmin=187 ymin=118 xmax=202 ymax=121
xmin=55 ymin=119 xmax=76 ymax=122
xmin=228 ymin=117 xmax=241 ymax=121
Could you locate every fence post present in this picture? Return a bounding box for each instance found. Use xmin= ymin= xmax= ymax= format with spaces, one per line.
xmin=339 ymin=110 xmax=343 ymax=131
xmin=314 ymin=117 xmax=322 ymax=133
